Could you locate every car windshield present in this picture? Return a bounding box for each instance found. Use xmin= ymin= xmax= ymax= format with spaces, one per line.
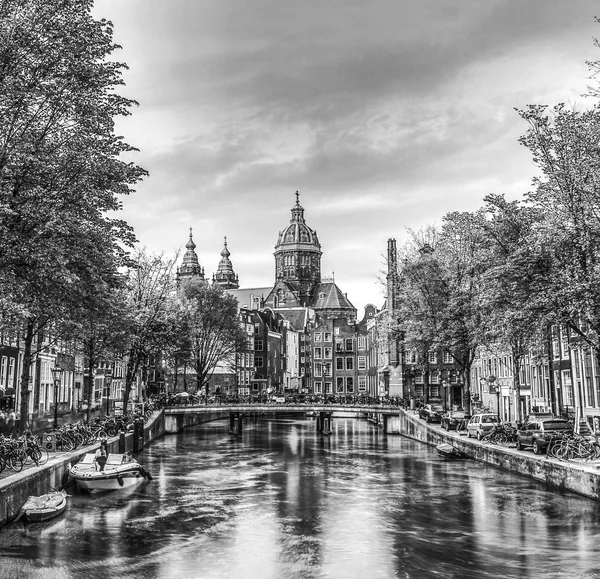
xmin=481 ymin=415 xmax=497 ymax=423
xmin=451 ymin=412 xmax=465 ymax=418
xmin=431 ymin=405 xmax=444 ymax=412
xmin=542 ymin=421 xmax=571 ymax=430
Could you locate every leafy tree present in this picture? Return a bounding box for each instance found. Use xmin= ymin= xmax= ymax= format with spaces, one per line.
xmin=121 ymin=249 xmax=179 ymax=410
xmin=435 ymin=211 xmax=488 ymax=413
xmin=180 ymin=281 xmax=248 ymax=394
xmin=0 ymin=0 xmax=146 ymax=429
xmin=478 ymin=194 xmax=549 ymax=421
xmin=517 ymin=102 xmax=600 ymax=360
xmin=395 ymin=229 xmax=445 ymax=405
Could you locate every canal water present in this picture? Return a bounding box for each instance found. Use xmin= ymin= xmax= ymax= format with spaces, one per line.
xmin=2 ymin=415 xmax=600 ymax=579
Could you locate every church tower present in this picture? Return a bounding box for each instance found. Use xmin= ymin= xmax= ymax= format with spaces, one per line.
xmin=269 ymin=191 xmax=322 ymax=307
xmin=212 ymin=236 xmax=239 ymax=289
xmin=176 ymin=228 xmax=205 ymax=288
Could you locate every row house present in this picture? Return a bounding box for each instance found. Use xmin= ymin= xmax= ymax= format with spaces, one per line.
xmin=470 ymin=323 xmax=600 ymax=433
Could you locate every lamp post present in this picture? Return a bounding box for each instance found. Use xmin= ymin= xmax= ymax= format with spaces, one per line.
xmin=51 ymin=365 xmax=64 ymax=430
xmin=105 ymin=368 xmax=113 ymax=417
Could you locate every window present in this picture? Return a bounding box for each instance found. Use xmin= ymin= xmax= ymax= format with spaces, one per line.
xmin=314 ymin=347 xmax=322 ymax=359
xmin=0 ymin=356 xmax=5 ymax=386
xmin=562 ymin=369 xmax=574 ymax=406
xmin=408 ymin=350 xmax=417 ymax=364
xmin=315 ymin=362 xmax=322 ymax=377
xmin=346 ymin=358 xmax=354 ymax=370
xmin=314 ymin=382 xmax=322 ymax=393
xmin=253 ymin=383 xmax=259 ymax=391
xmin=254 ymin=356 xmax=263 ymax=368
xmin=254 ymin=324 xmax=260 ymax=333
xmin=334 ymin=327 xmax=340 ymax=336
xmin=346 ymin=377 xmax=354 ymax=392
xmin=301 ymin=357 xmax=305 ymax=364
xmin=335 ymin=339 xmax=344 ymax=352
xmin=336 ymin=358 xmax=344 ymax=370
xmin=324 ymin=362 xmax=333 ymax=377
xmin=358 ymin=336 xmax=366 ymax=350
xmin=324 ymin=347 xmax=332 ymax=359
xmin=7 ymin=358 xmax=14 ymax=387
xmin=358 ymin=356 xmax=367 ymax=370
xmin=325 ymin=381 xmax=333 ymax=393
xmin=428 ymin=351 xmax=437 ymax=364
xmin=319 ymin=292 xmax=326 ymax=299
xmin=314 ymin=333 xmax=322 ymax=342
xmin=255 ymin=339 xmax=263 ymax=351
xmin=336 ymin=377 xmax=344 ymax=392
xmin=358 ymin=376 xmax=367 ymax=391
xmin=324 ymin=332 xmax=332 ymax=342
xmin=414 ymin=373 xmax=423 ymax=384
xmin=345 ymin=339 xmax=353 ymax=352
xmin=443 ymin=351 xmax=452 ymax=364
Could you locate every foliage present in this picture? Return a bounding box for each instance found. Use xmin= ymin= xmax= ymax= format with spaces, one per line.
xmin=0 ymin=0 xmax=146 ymax=429
xmin=179 ymin=281 xmax=248 ymax=393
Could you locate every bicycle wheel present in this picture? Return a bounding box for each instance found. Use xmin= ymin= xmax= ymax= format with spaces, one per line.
xmin=60 ymin=437 xmax=74 ymax=452
xmin=8 ymin=452 xmax=24 ymax=472
xmin=36 ymin=447 xmax=49 ymax=465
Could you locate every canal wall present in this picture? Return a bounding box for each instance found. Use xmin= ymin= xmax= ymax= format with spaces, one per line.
xmin=164 ymin=409 xmax=231 ymax=433
xmin=0 ymin=411 xmax=165 ymax=529
xmin=397 ymin=408 xmax=600 ymax=501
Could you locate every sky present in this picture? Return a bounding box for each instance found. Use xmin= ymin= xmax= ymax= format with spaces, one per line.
xmin=93 ymin=0 xmax=599 ymax=317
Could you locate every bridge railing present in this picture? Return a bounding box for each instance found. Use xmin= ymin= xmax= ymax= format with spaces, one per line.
xmin=156 ymin=394 xmax=408 ymax=410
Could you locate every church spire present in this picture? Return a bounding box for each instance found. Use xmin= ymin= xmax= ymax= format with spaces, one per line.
xmin=213 ymin=236 xmax=239 ymax=289
xmin=176 ymin=227 xmax=205 ymax=286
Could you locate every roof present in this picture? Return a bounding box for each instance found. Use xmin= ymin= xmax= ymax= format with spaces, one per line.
xmin=272 ymin=307 xmax=314 ymax=331
xmin=309 ymin=281 xmax=356 ymax=312
xmin=227 ymin=287 xmax=272 ymax=310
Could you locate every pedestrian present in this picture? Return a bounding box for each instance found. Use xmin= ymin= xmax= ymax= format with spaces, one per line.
xmin=95 ymin=438 xmax=108 ymax=471
xmin=6 ymin=409 xmax=15 ymax=435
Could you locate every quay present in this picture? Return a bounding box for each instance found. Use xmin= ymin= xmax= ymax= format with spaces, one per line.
xmin=3 ymin=405 xmax=600 ymax=528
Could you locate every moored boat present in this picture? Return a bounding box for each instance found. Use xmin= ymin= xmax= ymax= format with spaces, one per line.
xmin=68 ymin=452 xmax=152 ymax=492
xmin=436 ymin=443 xmax=469 ymax=459
xmin=20 ymin=490 xmax=68 ymax=523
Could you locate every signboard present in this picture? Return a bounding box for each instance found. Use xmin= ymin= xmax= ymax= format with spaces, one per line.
xmin=114 ymin=401 xmax=123 ymax=416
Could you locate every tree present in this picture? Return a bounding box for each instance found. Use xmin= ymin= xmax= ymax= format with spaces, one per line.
xmin=121 ymin=249 xmax=179 ymax=410
xmin=0 ymin=0 xmax=146 ymax=430
xmin=518 ymin=102 xmax=600 ymax=360
xmin=395 ymin=228 xmax=445 ymax=405
xmin=435 ymin=211 xmax=488 ymax=413
xmin=478 ymin=194 xmax=549 ymax=422
xmin=180 ymin=281 xmax=248 ymax=394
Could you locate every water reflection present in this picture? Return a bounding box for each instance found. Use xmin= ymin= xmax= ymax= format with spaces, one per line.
xmin=2 ymin=416 xmax=600 ymax=578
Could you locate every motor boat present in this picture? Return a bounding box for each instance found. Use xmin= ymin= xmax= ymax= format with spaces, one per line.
xmin=20 ymin=490 xmax=68 ymax=523
xmin=68 ymin=452 xmax=152 ymax=491
xmin=436 ymin=443 xmax=469 ymax=460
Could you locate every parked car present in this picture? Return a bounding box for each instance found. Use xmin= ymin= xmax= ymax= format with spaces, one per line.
xmin=466 ymin=413 xmax=500 ymax=440
xmin=515 ymin=417 xmax=573 ymax=454
xmin=418 ymin=404 xmax=445 ymax=423
xmin=441 ymin=410 xmax=470 ymax=431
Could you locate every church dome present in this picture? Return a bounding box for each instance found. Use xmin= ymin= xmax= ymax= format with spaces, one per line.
xmin=276 ymin=192 xmax=321 ymax=250
xmin=273 ymin=192 xmax=322 ymax=289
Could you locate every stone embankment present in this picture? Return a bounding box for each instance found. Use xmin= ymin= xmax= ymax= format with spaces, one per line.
xmin=397 ymin=408 xmax=600 ymax=501
xmin=0 ymin=412 xmax=165 ymax=528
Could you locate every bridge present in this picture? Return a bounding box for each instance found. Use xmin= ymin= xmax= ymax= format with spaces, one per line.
xmin=163 ymin=403 xmax=403 ymax=435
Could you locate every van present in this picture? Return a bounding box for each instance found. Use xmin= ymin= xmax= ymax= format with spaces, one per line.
xmin=466 ymin=413 xmax=500 ymax=440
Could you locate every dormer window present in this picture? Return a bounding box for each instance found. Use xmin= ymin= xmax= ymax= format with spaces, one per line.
xmin=319 ymin=292 xmax=325 ymax=299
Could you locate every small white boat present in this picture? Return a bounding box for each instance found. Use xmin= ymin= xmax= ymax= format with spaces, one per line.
xmin=20 ymin=490 xmax=68 ymax=523
xmin=68 ymin=453 xmax=152 ymax=492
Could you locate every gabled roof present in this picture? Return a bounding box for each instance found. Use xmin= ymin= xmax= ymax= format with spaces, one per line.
xmin=310 ymin=281 xmax=356 ymax=312
xmin=227 ymin=287 xmax=272 ymax=310
xmin=273 ymin=307 xmax=314 ymax=332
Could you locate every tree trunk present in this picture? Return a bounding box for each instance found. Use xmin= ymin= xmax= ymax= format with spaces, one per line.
xmin=18 ymin=318 xmax=35 ymax=434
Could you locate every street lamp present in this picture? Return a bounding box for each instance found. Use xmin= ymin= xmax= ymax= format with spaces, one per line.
xmin=51 ymin=365 xmax=64 ymax=430
xmin=105 ymin=368 xmax=113 ymax=417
